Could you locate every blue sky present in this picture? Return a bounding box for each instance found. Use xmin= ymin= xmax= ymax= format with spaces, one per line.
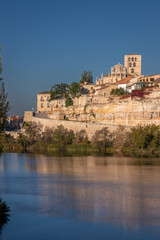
xmin=0 ymin=0 xmax=160 ymax=116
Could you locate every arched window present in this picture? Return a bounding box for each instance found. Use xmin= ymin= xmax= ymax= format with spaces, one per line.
xmin=135 ymin=57 xmax=137 ymax=61
xmin=129 ymin=62 xmax=132 ymax=67
xmin=133 ymin=62 xmax=136 ymax=67
xmin=128 ymin=58 xmax=130 ymax=61
xmin=132 ymin=57 xmax=134 ymax=61
xmin=131 ymin=68 xmax=134 ymax=73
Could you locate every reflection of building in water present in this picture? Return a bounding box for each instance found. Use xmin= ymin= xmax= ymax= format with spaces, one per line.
xmin=25 ymin=156 xmax=160 ymax=227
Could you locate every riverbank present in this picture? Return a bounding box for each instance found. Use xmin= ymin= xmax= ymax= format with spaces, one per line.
xmin=1 ymin=123 xmax=160 ymax=158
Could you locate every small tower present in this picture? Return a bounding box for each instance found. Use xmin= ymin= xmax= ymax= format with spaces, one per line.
xmin=124 ymin=53 xmax=141 ymax=76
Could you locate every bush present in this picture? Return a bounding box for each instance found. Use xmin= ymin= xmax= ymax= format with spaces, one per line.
xmin=91 ymin=127 xmax=113 ymax=155
xmin=65 ymin=96 xmax=73 ymax=107
xmin=110 ymin=88 xmax=129 ymax=96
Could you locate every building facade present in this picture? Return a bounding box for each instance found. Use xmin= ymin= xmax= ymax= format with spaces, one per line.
xmin=37 ymin=91 xmax=51 ymax=112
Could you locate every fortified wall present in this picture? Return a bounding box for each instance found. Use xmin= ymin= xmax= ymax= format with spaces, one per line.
xmin=29 ymin=116 xmax=120 ymax=140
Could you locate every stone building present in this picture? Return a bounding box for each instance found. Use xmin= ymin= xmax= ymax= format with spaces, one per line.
xmin=124 ymin=53 xmax=141 ymax=76
xmin=37 ymin=91 xmax=51 ymax=112
xmin=96 ymin=53 xmax=142 ymax=85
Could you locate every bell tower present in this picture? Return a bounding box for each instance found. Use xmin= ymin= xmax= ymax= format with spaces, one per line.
xmin=124 ymin=53 xmax=141 ymax=76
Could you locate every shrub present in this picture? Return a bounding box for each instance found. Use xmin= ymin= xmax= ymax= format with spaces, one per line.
xmin=65 ymin=96 xmax=73 ymax=107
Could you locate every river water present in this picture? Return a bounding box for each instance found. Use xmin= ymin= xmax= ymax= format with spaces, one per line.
xmin=0 ymin=153 xmax=160 ymax=240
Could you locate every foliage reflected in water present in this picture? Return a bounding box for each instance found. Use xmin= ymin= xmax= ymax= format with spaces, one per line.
xmin=0 ymin=198 xmax=10 ymax=236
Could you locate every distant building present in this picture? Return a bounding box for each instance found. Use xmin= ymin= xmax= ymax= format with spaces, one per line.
xmin=96 ymin=53 xmax=142 ymax=85
xmin=136 ymin=74 xmax=160 ymax=89
xmin=37 ymin=91 xmax=51 ymax=112
xmin=7 ymin=116 xmax=23 ymax=130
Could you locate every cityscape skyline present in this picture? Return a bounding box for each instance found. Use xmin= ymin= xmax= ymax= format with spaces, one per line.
xmin=0 ymin=0 xmax=160 ymax=116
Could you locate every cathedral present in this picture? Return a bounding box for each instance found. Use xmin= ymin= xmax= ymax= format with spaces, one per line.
xmin=96 ymin=53 xmax=141 ymax=85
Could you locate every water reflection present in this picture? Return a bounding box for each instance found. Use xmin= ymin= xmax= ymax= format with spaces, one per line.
xmin=24 ymin=155 xmax=160 ymax=228
xmin=0 ymin=198 xmax=10 ymax=237
xmin=1 ymin=154 xmax=160 ymax=230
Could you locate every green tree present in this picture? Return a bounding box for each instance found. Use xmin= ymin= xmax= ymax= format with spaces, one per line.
xmin=130 ymin=125 xmax=160 ymax=156
xmin=91 ymin=127 xmax=112 ymax=154
xmin=65 ymin=96 xmax=73 ymax=107
xmin=69 ymin=82 xmax=80 ymax=98
xmin=17 ymin=133 xmax=30 ymax=152
xmin=80 ymin=71 xmax=93 ymax=84
xmin=0 ymin=47 xmax=9 ymax=132
xmin=53 ymin=125 xmax=75 ymax=151
xmin=110 ymin=88 xmax=129 ymax=96
xmin=25 ymin=122 xmax=42 ymax=144
xmin=50 ymin=83 xmax=69 ymax=100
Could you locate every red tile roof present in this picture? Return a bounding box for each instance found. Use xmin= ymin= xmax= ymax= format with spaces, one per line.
xmin=116 ymin=76 xmax=134 ymax=85
xmin=38 ymin=91 xmax=50 ymax=94
xmin=97 ymin=85 xmax=109 ymax=91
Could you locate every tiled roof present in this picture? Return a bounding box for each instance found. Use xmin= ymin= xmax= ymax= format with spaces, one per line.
xmin=8 ymin=116 xmax=23 ymax=120
xmin=129 ymin=53 xmax=136 ymax=55
xmin=116 ymin=76 xmax=134 ymax=85
xmin=97 ymin=85 xmax=109 ymax=91
xmin=37 ymin=91 xmax=50 ymax=94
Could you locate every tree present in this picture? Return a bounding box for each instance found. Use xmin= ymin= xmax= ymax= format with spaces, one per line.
xmin=80 ymin=71 xmax=93 ymax=84
xmin=0 ymin=198 xmax=10 ymax=236
xmin=113 ymin=126 xmax=131 ymax=154
xmin=69 ymin=82 xmax=80 ymax=98
xmin=42 ymin=127 xmax=55 ymax=145
xmin=25 ymin=122 xmax=42 ymax=144
xmin=74 ymin=130 xmax=88 ymax=144
xmin=130 ymin=125 xmax=160 ymax=156
xmin=17 ymin=133 xmax=30 ymax=152
xmin=53 ymin=125 xmax=75 ymax=151
xmin=50 ymin=83 xmax=69 ymax=100
xmin=0 ymin=46 xmax=9 ymax=132
xmin=65 ymin=96 xmax=73 ymax=107
xmin=91 ymin=127 xmax=112 ymax=154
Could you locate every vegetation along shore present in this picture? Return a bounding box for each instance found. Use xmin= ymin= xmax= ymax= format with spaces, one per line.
xmin=1 ymin=123 xmax=160 ymax=158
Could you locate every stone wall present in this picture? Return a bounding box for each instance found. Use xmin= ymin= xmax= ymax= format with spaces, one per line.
xmin=30 ymin=116 xmax=121 ymax=140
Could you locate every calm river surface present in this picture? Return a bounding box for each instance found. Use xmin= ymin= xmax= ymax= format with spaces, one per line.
xmin=0 ymin=153 xmax=160 ymax=240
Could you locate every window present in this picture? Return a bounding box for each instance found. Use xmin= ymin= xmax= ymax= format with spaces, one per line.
xmin=104 ymin=93 xmax=106 ymax=97
xmin=133 ymin=62 xmax=136 ymax=67
xmin=150 ymin=78 xmax=154 ymax=82
xmin=129 ymin=62 xmax=132 ymax=67
xmin=140 ymin=79 xmax=142 ymax=82
xmin=128 ymin=58 xmax=130 ymax=61
xmin=41 ymin=103 xmax=43 ymax=108
xmin=135 ymin=57 xmax=137 ymax=61
xmin=146 ymin=78 xmax=148 ymax=82
xmin=47 ymin=103 xmax=50 ymax=108
xmin=40 ymin=96 xmax=44 ymax=101
xmin=47 ymin=96 xmax=50 ymax=101
xmin=132 ymin=57 xmax=134 ymax=61
xmin=131 ymin=68 xmax=134 ymax=73
xmin=143 ymin=79 xmax=145 ymax=82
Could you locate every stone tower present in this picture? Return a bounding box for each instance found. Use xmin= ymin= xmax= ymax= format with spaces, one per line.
xmin=124 ymin=53 xmax=141 ymax=76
